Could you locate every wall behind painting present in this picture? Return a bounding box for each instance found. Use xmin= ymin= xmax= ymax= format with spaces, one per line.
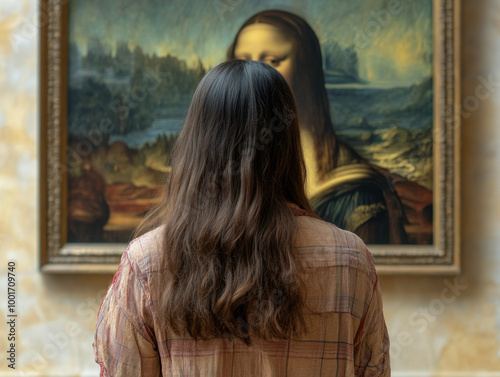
xmin=0 ymin=0 xmax=499 ymax=375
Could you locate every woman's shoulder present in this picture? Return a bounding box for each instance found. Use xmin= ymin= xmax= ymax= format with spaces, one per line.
xmin=295 ymin=215 xmax=378 ymax=279
xmin=296 ymin=214 xmax=368 ymax=249
xmin=124 ymin=225 xmax=165 ymax=275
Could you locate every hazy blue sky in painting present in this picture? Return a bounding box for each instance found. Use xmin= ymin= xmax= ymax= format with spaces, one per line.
xmin=69 ymin=0 xmax=433 ymax=85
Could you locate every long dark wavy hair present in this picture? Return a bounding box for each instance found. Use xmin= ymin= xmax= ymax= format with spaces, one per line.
xmin=135 ymin=59 xmax=320 ymax=345
xmin=227 ymin=9 xmax=340 ymax=179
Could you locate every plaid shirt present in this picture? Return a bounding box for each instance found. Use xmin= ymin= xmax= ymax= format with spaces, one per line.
xmin=93 ymin=206 xmax=390 ymax=376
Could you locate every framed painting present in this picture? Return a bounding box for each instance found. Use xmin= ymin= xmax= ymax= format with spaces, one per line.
xmin=40 ymin=0 xmax=460 ymax=273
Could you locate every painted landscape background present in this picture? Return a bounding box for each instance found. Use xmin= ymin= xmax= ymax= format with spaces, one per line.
xmin=66 ymin=0 xmax=433 ymax=243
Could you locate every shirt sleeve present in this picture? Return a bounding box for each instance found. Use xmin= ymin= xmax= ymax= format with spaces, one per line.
xmin=93 ymin=243 xmax=161 ymax=377
xmin=353 ymin=247 xmax=391 ymax=377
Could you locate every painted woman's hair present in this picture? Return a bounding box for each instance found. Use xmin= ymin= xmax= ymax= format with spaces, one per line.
xmin=136 ymin=59 xmax=318 ymax=345
xmin=227 ymin=9 xmax=338 ymax=177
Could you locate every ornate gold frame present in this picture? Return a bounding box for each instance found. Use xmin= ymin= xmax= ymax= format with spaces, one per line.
xmin=40 ymin=0 xmax=460 ymax=274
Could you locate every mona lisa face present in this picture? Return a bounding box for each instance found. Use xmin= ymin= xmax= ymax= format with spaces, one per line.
xmin=233 ymin=23 xmax=295 ymax=88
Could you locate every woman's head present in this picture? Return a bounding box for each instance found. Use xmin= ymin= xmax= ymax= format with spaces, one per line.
xmin=227 ymin=10 xmax=338 ymax=176
xmin=227 ymin=9 xmax=324 ymax=95
xmin=232 ymin=23 xmax=295 ymax=88
xmin=167 ymin=58 xmax=309 ymax=214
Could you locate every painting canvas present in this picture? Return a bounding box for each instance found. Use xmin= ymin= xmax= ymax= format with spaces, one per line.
xmin=40 ymin=0 xmax=460 ymax=272
xmin=66 ymin=0 xmax=433 ymax=244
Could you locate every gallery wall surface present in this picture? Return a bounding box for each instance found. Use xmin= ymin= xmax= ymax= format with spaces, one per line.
xmin=0 ymin=0 xmax=499 ymax=375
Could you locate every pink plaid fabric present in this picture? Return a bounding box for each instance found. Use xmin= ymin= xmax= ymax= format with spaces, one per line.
xmin=93 ymin=207 xmax=390 ymax=376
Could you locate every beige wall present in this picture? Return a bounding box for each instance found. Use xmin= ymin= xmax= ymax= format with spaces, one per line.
xmin=1 ymin=0 xmax=499 ymax=376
